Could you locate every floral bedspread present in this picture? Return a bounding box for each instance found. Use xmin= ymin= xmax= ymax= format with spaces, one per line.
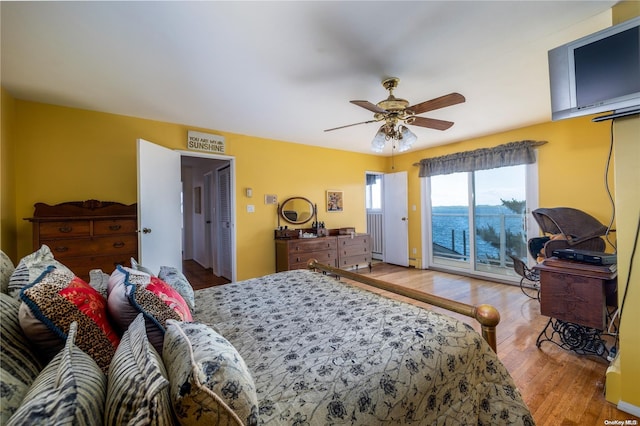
xmin=193 ymin=269 xmax=534 ymax=425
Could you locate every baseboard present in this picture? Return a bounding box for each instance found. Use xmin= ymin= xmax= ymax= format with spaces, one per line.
xmin=617 ymin=400 xmax=640 ymax=418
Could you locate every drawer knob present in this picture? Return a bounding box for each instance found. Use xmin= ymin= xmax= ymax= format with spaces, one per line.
xmin=54 ymin=246 xmax=69 ymax=253
xmin=109 ymin=225 xmax=122 ymax=231
xmin=113 ymin=241 xmax=125 ymax=249
xmin=59 ymin=226 xmax=72 ymax=233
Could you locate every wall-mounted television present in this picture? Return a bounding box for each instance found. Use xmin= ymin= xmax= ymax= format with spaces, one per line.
xmin=548 ymin=16 xmax=640 ymax=121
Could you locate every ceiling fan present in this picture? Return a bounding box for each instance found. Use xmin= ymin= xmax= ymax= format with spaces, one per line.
xmin=325 ymin=77 xmax=465 ymax=152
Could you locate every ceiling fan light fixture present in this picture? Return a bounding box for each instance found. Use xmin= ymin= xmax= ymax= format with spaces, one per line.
xmin=371 ymin=126 xmax=387 ymax=152
xmin=397 ymin=125 xmax=417 ymax=152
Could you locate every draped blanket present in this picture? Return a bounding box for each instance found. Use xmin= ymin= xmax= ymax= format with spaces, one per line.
xmin=194 ymin=269 xmax=534 ymax=425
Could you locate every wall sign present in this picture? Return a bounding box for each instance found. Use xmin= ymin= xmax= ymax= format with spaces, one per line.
xmin=187 ymin=131 xmax=225 ymax=153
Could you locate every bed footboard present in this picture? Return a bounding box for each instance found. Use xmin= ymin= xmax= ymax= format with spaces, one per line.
xmin=307 ymin=260 xmax=500 ymax=353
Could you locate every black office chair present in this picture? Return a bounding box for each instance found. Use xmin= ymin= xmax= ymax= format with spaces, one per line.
xmin=508 ymin=254 xmax=540 ymax=300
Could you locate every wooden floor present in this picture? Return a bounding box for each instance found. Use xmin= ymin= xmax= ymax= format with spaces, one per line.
xmin=182 ymin=259 xmax=230 ymax=289
xmin=185 ymin=261 xmax=638 ymax=425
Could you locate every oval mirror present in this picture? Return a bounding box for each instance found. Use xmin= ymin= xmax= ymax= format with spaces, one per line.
xmin=279 ymin=197 xmax=315 ymax=225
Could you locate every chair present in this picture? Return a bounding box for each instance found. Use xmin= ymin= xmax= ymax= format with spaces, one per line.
xmin=508 ymin=254 xmax=540 ymax=300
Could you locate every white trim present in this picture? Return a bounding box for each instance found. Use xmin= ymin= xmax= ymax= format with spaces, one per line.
xmin=617 ymin=400 xmax=640 ymax=418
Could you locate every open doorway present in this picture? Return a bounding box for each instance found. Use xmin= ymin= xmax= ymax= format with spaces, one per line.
xmin=181 ymin=155 xmax=233 ymax=285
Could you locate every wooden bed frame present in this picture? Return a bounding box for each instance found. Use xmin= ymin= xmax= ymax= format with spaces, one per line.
xmin=307 ymin=260 xmax=501 ymax=353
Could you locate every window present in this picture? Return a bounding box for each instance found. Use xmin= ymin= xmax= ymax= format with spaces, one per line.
xmin=426 ymin=164 xmax=535 ymax=280
xmin=366 ymin=173 xmax=383 ymax=211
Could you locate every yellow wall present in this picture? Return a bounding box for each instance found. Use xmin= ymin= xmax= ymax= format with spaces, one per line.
xmin=6 ymin=98 xmax=386 ymax=279
xmin=610 ymin=115 xmax=640 ymax=410
xmin=1 ymin=87 xmax=18 ymax=261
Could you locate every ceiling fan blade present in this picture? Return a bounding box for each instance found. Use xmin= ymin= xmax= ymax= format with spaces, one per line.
xmin=410 ymin=116 xmax=454 ymax=131
xmin=350 ymin=100 xmax=386 ymax=113
xmin=409 ymin=92 xmax=466 ymax=115
xmin=324 ymin=119 xmax=378 ymax=132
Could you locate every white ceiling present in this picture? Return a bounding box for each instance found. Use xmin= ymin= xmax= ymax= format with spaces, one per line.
xmin=1 ymin=1 xmax=617 ymax=155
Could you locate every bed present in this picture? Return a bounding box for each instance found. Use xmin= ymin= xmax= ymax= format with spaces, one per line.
xmin=192 ymin=261 xmax=534 ymax=425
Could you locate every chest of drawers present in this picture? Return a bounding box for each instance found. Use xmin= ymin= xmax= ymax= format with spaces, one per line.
xmin=275 ymin=233 xmax=371 ymax=272
xmin=276 ymin=237 xmax=338 ymax=271
xmin=26 ymin=200 xmax=138 ymax=281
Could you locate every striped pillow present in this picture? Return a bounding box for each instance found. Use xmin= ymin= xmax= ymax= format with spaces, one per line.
xmin=0 ymin=293 xmax=43 ymax=424
xmin=105 ymin=314 xmax=174 ymax=425
xmin=6 ymin=322 xmax=106 ymax=426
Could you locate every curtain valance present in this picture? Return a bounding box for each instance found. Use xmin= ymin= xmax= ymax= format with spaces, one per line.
xmin=415 ymin=140 xmax=547 ymax=178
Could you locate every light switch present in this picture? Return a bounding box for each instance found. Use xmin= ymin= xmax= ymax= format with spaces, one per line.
xmin=246 ymin=188 xmax=253 ymax=198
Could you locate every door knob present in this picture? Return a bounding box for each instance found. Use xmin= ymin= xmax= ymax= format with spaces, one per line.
xmin=142 ymin=227 xmax=152 ymax=234
xmin=401 ymin=217 xmax=408 ymax=221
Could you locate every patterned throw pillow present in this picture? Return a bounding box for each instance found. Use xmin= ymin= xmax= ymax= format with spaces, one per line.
xmin=108 ymin=266 xmax=192 ymax=353
xmin=1 ymin=250 xmax=15 ymax=294
xmin=163 ymin=320 xmax=259 ymax=426
xmin=105 ymin=314 xmax=174 ymax=426
xmin=158 ymin=265 xmax=195 ymax=312
xmin=6 ymin=322 xmax=107 ymax=426
xmin=0 ymin=293 xmax=43 ymax=424
xmin=19 ymin=267 xmax=120 ymax=373
xmin=8 ymin=245 xmax=71 ymax=298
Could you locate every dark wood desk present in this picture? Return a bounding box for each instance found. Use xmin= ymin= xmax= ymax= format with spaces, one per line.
xmin=534 ymin=258 xmax=617 ymax=356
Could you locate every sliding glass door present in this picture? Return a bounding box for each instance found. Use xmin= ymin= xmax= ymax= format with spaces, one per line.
xmin=426 ymin=164 xmax=533 ymax=279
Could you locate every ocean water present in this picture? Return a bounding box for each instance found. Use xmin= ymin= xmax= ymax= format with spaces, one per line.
xmin=432 ymin=205 xmax=525 ymax=261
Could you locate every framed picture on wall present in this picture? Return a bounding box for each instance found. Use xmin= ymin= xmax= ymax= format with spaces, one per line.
xmin=326 ymin=190 xmax=343 ymax=212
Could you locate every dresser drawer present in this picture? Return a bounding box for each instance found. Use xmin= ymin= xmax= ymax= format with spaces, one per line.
xmin=288 ymin=238 xmax=337 ymax=253
xmin=288 ymin=249 xmax=337 ymax=266
xmin=94 ymin=219 xmax=137 ymax=235
xmin=62 ymin=255 xmax=134 ymax=280
xmin=39 ymin=220 xmax=90 ymax=238
xmin=339 ymin=254 xmax=371 ymax=268
xmin=289 ymin=252 xmax=337 ymax=270
xmin=341 ymin=244 xmax=369 ymax=258
xmin=338 ymin=235 xmax=369 ymax=247
xmin=44 ymin=235 xmax=138 ymax=258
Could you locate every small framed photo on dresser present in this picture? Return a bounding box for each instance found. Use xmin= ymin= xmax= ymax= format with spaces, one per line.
xmin=326 ymin=190 xmax=343 ymax=212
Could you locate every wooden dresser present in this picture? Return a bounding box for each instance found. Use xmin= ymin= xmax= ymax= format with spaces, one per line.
xmin=275 ymin=233 xmax=371 ymax=272
xmin=26 ymin=200 xmax=138 ymax=281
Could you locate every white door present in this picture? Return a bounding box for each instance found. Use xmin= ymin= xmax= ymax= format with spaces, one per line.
xmin=217 ymin=165 xmax=232 ymax=280
xmin=383 ymin=171 xmax=409 ymax=266
xmin=137 ymin=139 xmax=183 ymax=274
